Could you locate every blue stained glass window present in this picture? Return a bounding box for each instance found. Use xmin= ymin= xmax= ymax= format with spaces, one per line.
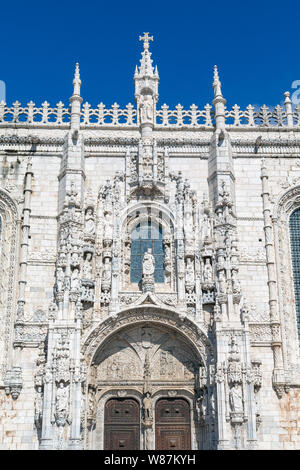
xmin=289 ymin=209 xmax=300 ymax=343
xmin=130 ymin=220 xmax=165 ymax=284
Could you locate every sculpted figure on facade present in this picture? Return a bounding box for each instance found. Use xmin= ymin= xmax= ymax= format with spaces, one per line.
xmin=143 ymin=392 xmax=153 ymax=420
xmin=203 ymin=258 xmax=213 ymax=283
xmin=103 ymin=212 xmax=113 ymax=241
xmin=142 ymin=248 xmax=155 ymax=276
xmin=84 ymin=207 xmax=95 ymax=236
xmin=71 ymin=268 xmax=81 ymax=292
xmin=139 ymin=95 xmax=154 ymax=125
xmin=82 ymin=252 xmax=93 ymax=279
xmin=56 ymin=267 xmax=65 ymax=293
xmin=34 ymin=386 xmax=43 ymax=429
xmin=55 ymin=382 xmax=70 ymax=426
xmin=102 ymin=258 xmax=111 ymax=291
xmin=229 ymin=383 xmax=243 ymax=414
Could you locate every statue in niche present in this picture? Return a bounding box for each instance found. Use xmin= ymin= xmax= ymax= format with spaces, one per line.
xmin=56 ymin=267 xmax=64 ymax=292
xmin=85 ymin=208 xmax=95 ymax=236
xmin=140 ymin=95 xmax=153 ymax=124
xmin=142 ymin=248 xmax=155 ymax=276
xmin=82 ymin=252 xmax=93 ymax=279
xmin=218 ymin=271 xmax=227 ymax=293
xmin=201 ymin=213 xmax=211 ymax=240
xmin=143 ymin=392 xmax=153 ymax=420
xmin=55 ymin=382 xmax=70 ymax=426
xmin=203 ymin=258 xmax=213 ymax=282
xmin=56 ymin=382 xmax=68 ymax=412
xmin=229 ymin=383 xmax=243 ymax=413
xmin=196 ymin=391 xmax=207 ymax=422
xmin=102 ymin=258 xmax=111 ymax=288
xmin=114 ymin=172 xmax=123 ymax=202
xmin=185 ymin=258 xmax=195 ymax=287
xmin=164 ymin=243 xmax=171 ymax=262
xmin=71 ymin=268 xmax=80 ymax=291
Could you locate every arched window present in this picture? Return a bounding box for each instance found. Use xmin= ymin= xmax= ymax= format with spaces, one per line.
xmin=289 ymin=208 xmax=300 ymax=341
xmin=130 ymin=220 xmax=164 ymax=284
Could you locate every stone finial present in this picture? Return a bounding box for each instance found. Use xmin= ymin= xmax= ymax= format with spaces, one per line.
xmin=72 ymin=62 xmax=81 ymax=97
xmin=213 ymin=65 xmax=223 ymax=100
xmin=70 ymin=62 xmax=83 ymax=131
xmin=212 ymin=65 xmax=226 ymax=130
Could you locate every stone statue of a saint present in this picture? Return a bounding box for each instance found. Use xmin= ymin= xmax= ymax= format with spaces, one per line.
xmin=185 ymin=258 xmax=195 ymax=285
xmin=229 ymin=383 xmax=243 ymax=413
xmin=143 ymin=392 xmax=153 ymax=420
xmin=142 ymin=249 xmax=155 ymax=276
xmin=203 ymin=258 xmax=213 ymax=282
xmin=82 ymin=252 xmax=93 ymax=279
xmin=202 ymin=213 xmax=211 ymax=240
xmin=85 ymin=208 xmax=95 ymax=236
xmin=71 ymin=268 xmax=80 ymax=291
xmin=56 ymin=382 xmax=69 ymax=413
xmin=140 ymin=95 xmax=153 ymax=124
xmin=56 ymin=267 xmax=64 ymax=292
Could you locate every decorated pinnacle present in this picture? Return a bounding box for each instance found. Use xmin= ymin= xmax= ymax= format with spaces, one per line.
xmin=72 ymin=62 xmax=81 ymax=96
xmin=136 ymin=32 xmax=157 ymax=78
xmin=213 ymin=65 xmax=223 ymax=99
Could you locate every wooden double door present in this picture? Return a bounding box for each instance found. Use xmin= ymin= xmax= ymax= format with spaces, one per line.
xmin=104 ymin=397 xmax=191 ymax=450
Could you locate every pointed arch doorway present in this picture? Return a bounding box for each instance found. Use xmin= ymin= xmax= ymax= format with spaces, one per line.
xmin=104 ymin=398 xmax=140 ymax=450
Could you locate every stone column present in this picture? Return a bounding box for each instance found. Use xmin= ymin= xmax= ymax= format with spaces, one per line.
xmin=261 ymin=159 xmax=285 ymax=397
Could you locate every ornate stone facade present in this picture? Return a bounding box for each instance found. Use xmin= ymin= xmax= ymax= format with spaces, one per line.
xmin=0 ymin=34 xmax=299 ymax=450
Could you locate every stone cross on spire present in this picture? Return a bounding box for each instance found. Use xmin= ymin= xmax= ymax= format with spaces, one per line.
xmin=139 ymin=32 xmax=153 ymax=51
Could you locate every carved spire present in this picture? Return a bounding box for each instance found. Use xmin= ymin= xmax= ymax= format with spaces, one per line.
xmin=212 ymin=65 xmax=226 ymax=130
xmin=137 ymin=32 xmax=155 ymax=77
xmin=70 ymin=62 xmax=83 ymax=131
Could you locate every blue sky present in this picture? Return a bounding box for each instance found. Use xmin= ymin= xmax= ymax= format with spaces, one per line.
xmin=1 ymin=0 xmax=299 ymax=110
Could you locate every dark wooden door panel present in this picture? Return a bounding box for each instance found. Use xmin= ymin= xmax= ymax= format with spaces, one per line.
xmin=156 ymin=428 xmax=190 ymax=450
xmin=105 ymin=427 xmax=140 ymax=450
xmin=104 ymin=398 xmax=140 ymax=450
xmin=155 ymin=398 xmax=191 ymax=450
